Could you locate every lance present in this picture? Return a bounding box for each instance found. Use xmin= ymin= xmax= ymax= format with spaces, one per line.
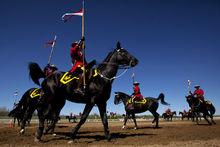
xmin=82 ymin=0 xmax=86 ymax=89
xmin=13 ymin=90 xmax=18 ymax=106
xmin=131 ymin=72 xmax=135 ymax=84
xmin=48 ymin=35 xmax=57 ymax=64
xmin=187 ymin=79 xmax=191 ymax=93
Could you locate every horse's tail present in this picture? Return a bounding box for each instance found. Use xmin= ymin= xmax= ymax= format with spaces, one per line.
xmin=157 ymin=93 xmax=170 ymax=106
xmin=28 ymin=62 xmax=45 ymax=86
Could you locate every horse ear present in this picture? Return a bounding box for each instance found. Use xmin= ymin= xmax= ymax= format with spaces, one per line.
xmin=116 ymin=41 xmax=121 ymax=49
xmin=114 ymin=92 xmax=118 ymax=95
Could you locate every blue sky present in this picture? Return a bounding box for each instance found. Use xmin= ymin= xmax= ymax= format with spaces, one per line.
xmin=0 ymin=0 xmax=220 ymax=116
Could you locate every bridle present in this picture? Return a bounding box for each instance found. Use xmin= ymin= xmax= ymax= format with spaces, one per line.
xmin=97 ymin=48 xmax=134 ymax=81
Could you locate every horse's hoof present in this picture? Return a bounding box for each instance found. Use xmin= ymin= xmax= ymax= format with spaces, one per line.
xmin=134 ymin=127 xmax=137 ymax=130
xmin=19 ymin=129 xmax=25 ymax=135
xmin=34 ymin=137 xmax=41 ymax=142
xmin=106 ymin=135 xmax=111 ymax=141
xmin=68 ymin=141 xmax=73 ymax=144
xmin=52 ymin=133 xmax=56 ymax=136
xmin=121 ymin=125 xmax=126 ymax=130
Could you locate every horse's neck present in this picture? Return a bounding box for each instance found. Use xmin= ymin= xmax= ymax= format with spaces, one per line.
xmin=98 ymin=54 xmax=118 ymax=81
xmin=121 ymin=94 xmax=131 ymax=105
xmin=189 ymin=96 xmax=199 ymax=105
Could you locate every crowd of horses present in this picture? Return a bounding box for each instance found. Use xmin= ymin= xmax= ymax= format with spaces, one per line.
xmin=8 ymin=42 xmax=216 ymax=143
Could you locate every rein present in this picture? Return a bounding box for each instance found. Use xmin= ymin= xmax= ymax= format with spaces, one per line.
xmin=95 ymin=61 xmax=132 ymax=69
xmin=97 ymin=61 xmax=132 ymax=81
xmin=98 ymin=68 xmax=129 ymax=81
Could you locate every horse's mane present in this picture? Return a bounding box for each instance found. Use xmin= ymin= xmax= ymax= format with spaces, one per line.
xmin=97 ymin=50 xmax=114 ymax=70
xmin=103 ymin=51 xmax=114 ymax=62
xmin=116 ymin=91 xmax=131 ymax=98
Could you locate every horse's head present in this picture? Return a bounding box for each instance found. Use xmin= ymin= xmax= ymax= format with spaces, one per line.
xmin=114 ymin=92 xmax=122 ymax=105
xmin=112 ymin=42 xmax=138 ymax=68
xmin=114 ymin=91 xmax=130 ymax=105
xmin=186 ymin=95 xmax=199 ymax=107
xmin=185 ymin=95 xmax=193 ymax=103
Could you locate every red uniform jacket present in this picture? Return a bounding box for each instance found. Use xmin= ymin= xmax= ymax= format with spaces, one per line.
xmin=193 ymin=89 xmax=204 ymax=100
xmin=193 ymin=89 xmax=204 ymax=97
xmin=133 ymin=85 xmax=143 ymax=101
xmin=70 ymin=44 xmax=85 ymax=73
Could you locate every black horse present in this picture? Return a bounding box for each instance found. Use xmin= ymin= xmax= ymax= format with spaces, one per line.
xmin=8 ymin=88 xmax=40 ymax=133
xmin=66 ymin=115 xmax=77 ymax=123
xmin=179 ymin=111 xmax=190 ymax=120
xmin=179 ymin=110 xmax=196 ymax=121
xmin=8 ymin=88 xmax=58 ymax=134
xmin=162 ymin=111 xmax=176 ymax=121
xmin=186 ymin=95 xmax=216 ymax=125
xmin=28 ymin=42 xmax=138 ymax=142
xmin=114 ymin=91 xmax=169 ymax=129
xmin=8 ymin=103 xmax=22 ymax=127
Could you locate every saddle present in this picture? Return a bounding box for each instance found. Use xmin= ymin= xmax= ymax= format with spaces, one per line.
xmin=60 ymin=60 xmax=97 ymax=85
xmin=127 ymin=98 xmax=147 ymax=105
xmin=126 ymin=98 xmax=147 ymax=110
xmin=29 ymin=88 xmax=41 ymax=99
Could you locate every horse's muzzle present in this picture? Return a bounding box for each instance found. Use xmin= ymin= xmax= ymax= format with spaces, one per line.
xmin=131 ymin=58 xmax=138 ymax=67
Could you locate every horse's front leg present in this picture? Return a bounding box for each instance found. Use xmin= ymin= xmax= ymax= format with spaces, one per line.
xmin=13 ymin=117 xmax=17 ymax=127
xmin=210 ymin=115 xmax=216 ymax=125
xmin=203 ymin=112 xmax=212 ymax=125
xmin=131 ymin=113 xmax=137 ymax=130
xmin=97 ymin=103 xmax=111 ymax=141
xmin=17 ymin=118 xmax=20 ymax=126
xmin=35 ymin=108 xmax=46 ymax=142
xmin=44 ymin=118 xmax=57 ymax=135
xmin=20 ymin=112 xmax=28 ymax=135
xmin=20 ymin=108 xmax=34 ymax=134
xmin=70 ymin=103 xmax=94 ymax=141
xmin=122 ymin=113 xmax=129 ymax=129
xmin=195 ymin=112 xmax=199 ymax=124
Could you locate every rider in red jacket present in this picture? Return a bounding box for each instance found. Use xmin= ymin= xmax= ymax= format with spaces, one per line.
xmin=166 ymin=108 xmax=171 ymax=115
xmin=70 ymin=37 xmax=87 ymax=73
xmin=132 ymin=82 xmax=143 ymax=101
xmin=191 ymin=85 xmax=205 ymax=101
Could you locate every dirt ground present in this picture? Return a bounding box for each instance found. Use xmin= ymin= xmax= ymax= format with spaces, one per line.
xmin=0 ymin=118 xmax=220 ymax=147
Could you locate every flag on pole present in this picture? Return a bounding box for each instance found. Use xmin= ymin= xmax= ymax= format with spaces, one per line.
xmin=187 ymin=80 xmax=191 ymax=86
xmin=62 ymin=9 xmax=84 ymax=22
xmin=45 ymin=35 xmax=57 ymax=48
xmin=13 ymin=91 xmax=18 ymax=96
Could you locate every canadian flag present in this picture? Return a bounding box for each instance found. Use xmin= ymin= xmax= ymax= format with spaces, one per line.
xmin=62 ymin=9 xmax=83 ymax=22
xmin=45 ymin=35 xmax=57 ymax=48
